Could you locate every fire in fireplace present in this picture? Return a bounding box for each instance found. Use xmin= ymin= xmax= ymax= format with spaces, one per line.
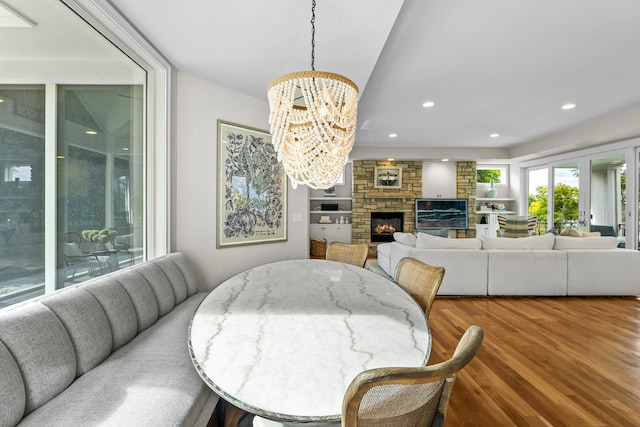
xmin=371 ymin=212 xmax=404 ymax=242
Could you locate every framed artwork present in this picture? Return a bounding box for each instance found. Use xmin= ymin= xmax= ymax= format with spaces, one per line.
xmin=216 ymin=120 xmax=287 ymax=248
xmin=374 ymin=166 xmax=402 ymax=189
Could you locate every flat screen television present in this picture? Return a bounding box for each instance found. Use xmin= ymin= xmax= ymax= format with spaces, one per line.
xmin=415 ymin=198 xmax=468 ymax=230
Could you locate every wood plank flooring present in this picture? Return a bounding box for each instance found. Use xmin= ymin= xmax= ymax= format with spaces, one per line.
xmin=428 ymin=297 xmax=640 ymax=426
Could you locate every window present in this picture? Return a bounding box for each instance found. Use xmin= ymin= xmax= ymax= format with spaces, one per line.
xmin=5 ymin=165 xmax=32 ymax=182
xmin=0 ymin=0 xmax=169 ymax=308
xmin=477 ymin=165 xmax=508 ymax=185
xmin=0 ymin=84 xmax=145 ymax=308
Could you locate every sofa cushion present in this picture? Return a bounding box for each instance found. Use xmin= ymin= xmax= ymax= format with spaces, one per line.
xmin=153 ymin=255 xmax=189 ymax=303
xmin=40 ymin=288 xmax=113 ymax=376
xmin=566 ymin=250 xmax=640 ymax=295
xmin=136 ymin=262 xmax=176 ymax=317
xmin=114 ymin=269 xmax=160 ymax=333
xmin=393 ymin=232 xmax=416 ymax=247
xmin=168 ymin=252 xmax=200 ymax=297
xmin=81 ymin=277 xmax=138 ymax=351
xmin=560 ymin=227 xmax=583 ymax=237
xmin=18 ymin=293 xmax=214 ymax=427
xmin=416 ymin=233 xmax=482 ymax=249
xmin=487 ymin=250 xmax=567 ymax=295
xmin=554 ymin=235 xmax=619 ymax=250
xmin=0 ymin=303 xmax=76 ymax=414
xmin=481 ymin=233 xmax=555 ymax=250
xmin=0 ymin=340 xmax=25 ymax=426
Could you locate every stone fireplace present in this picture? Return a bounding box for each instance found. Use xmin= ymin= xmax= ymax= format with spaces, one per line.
xmin=351 ymin=161 xmax=477 ymax=255
xmin=371 ymin=212 xmax=404 ymax=242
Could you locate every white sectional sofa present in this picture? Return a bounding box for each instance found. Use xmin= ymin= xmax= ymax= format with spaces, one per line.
xmin=377 ymin=232 xmax=640 ymax=296
xmin=0 ymin=252 xmax=218 ymax=427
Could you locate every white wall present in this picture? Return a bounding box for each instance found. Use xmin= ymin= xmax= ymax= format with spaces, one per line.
xmin=172 ymin=72 xmax=309 ymax=290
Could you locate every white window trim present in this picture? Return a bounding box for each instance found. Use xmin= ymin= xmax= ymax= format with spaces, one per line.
xmin=477 ymin=164 xmax=509 ymax=187
xmin=61 ymin=0 xmax=173 ymax=259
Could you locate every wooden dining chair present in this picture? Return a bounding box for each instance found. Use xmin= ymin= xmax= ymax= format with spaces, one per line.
xmin=394 ymin=257 xmax=445 ymax=317
xmin=326 ymin=242 xmax=369 ymax=268
xmin=342 ymin=325 xmax=484 ymax=427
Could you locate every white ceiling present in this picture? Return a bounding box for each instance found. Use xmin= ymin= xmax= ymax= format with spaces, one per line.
xmin=3 ymin=0 xmax=640 ymax=156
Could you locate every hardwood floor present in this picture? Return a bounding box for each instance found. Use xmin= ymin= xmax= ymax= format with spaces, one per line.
xmin=428 ymin=297 xmax=640 ymax=426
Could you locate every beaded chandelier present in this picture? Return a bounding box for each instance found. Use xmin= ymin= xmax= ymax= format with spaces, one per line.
xmin=268 ymin=0 xmax=359 ymax=190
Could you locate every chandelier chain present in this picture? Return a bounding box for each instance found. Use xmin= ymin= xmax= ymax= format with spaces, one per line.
xmin=311 ymin=0 xmax=316 ymax=71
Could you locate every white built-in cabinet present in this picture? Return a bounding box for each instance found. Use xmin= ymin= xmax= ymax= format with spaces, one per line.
xmin=422 ymin=162 xmax=457 ymax=198
xmin=309 ymin=223 xmax=352 ymax=244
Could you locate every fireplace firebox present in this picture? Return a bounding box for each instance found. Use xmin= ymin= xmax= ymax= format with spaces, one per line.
xmin=371 ymin=212 xmax=404 ymax=242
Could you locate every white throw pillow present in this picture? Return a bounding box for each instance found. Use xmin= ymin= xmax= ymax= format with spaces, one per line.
xmin=481 ymin=233 xmax=555 ymax=250
xmin=393 ymin=232 xmax=417 ymax=247
xmin=553 ymin=235 xmax=619 ymax=250
xmin=415 ymin=233 xmax=482 ymax=249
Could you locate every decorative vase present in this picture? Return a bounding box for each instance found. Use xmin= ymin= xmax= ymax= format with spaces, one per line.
xmin=485 ymin=180 xmax=498 ymax=198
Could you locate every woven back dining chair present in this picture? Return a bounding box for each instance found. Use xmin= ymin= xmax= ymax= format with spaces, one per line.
xmin=393 ymin=257 xmax=445 ymax=317
xmin=326 ymin=242 xmax=369 ymax=268
xmin=342 ymin=325 xmax=484 ymax=427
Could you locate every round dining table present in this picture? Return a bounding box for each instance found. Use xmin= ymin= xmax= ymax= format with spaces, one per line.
xmin=188 ymin=259 xmax=431 ymax=424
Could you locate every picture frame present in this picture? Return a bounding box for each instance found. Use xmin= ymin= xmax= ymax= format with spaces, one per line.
xmin=374 ymin=166 xmax=402 ymax=189
xmin=216 ymin=120 xmax=287 ymax=248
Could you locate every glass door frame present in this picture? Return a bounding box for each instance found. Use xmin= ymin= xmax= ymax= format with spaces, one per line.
xmin=522 ymin=143 xmax=638 ymax=250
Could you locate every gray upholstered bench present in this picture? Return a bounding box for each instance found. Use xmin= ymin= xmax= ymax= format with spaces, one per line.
xmin=0 ymin=252 xmax=217 ymax=426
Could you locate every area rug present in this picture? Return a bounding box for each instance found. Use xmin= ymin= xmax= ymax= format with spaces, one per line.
xmin=365 ymin=259 xmax=393 ymax=280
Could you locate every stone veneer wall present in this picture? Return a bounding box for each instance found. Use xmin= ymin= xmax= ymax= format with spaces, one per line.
xmin=352 ymin=160 xmax=478 ymax=245
xmin=456 ymin=161 xmax=477 ymax=238
xmin=352 ymin=161 xmax=423 ymax=248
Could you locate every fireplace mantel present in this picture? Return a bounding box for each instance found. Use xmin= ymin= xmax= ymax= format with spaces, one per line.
xmin=364 ymin=192 xmax=417 ymax=199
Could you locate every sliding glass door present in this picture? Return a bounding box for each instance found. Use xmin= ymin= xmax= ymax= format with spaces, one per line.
xmin=524 ymin=145 xmax=638 ymax=249
xmin=590 ymin=154 xmax=625 ymax=245
xmin=552 ymin=162 xmax=581 ymax=232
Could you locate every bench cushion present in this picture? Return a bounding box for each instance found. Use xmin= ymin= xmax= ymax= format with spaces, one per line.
xmin=136 ymin=262 xmax=176 ymax=317
xmin=18 ymin=293 xmax=213 ymax=427
xmin=0 ymin=304 xmax=76 ymax=414
xmin=0 ymin=340 xmax=25 ymax=426
xmin=81 ymin=277 xmax=138 ymax=351
xmin=40 ymin=288 xmax=113 ymax=376
xmin=114 ymin=269 xmax=159 ymax=333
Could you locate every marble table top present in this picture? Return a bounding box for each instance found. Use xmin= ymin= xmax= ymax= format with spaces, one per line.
xmin=189 ymin=259 xmax=431 ymax=423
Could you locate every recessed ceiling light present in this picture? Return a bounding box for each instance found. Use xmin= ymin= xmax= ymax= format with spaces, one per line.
xmin=389 ymin=133 xmax=398 ymax=138
xmin=490 ymin=133 xmax=500 ymax=138
xmin=442 ymin=159 xmax=449 ymax=162
xmin=387 ymin=158 xmax=394 ymax=161
xmin=422 ymin=101 xmax=435 ymax=108
xmin=561 ymin=103 xmax=576 ymax=110
xmin=0 ymin=98 xmax=4 ymax=103
xmin=85 ymin=130 xmax=97 ymax=135
xmin=122 ymin=147 xmax=129 ymax=151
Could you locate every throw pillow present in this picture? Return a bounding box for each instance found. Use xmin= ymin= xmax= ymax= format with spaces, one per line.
xmin=560 ymin=227 xmax=583 ymax=237
xmin=481 ymin=233 xmax=555 ymax=250
xmin=553 ymin=235 xmax=619 ymax=250
xmin=415 ymin=233 xmax=482 ymax=249
xmin=393 ymin=232 xmax=417 ymax=247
